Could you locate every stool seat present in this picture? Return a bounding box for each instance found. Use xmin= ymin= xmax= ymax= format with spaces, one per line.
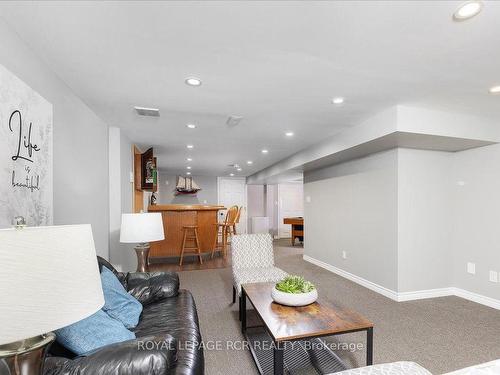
xmin=180 ymin=225 xmax=203 ymax=266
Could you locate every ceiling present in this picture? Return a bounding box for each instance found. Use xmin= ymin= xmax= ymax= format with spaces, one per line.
xmin=1 ymin=1 xmax=499 ymax=176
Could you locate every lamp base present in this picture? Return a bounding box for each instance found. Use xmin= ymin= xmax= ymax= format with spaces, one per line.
xmin=135 ymin=243 xmax=151 ymax=272
xmin=0 ymin=333 xmax=55 ymax=375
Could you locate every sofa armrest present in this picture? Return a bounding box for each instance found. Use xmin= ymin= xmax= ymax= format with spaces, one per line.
xmin=126 ymin=271 xmax=180 ymax=305
xmin=44 ymin=334 xmax=177 ymax=375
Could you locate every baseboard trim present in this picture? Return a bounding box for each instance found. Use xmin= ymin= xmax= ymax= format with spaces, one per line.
xmin=303 ymin=255 xmax=500 ymax=310
xmin=397 ymin=287 xmax=454 ymax=302
xmin=452 ymin=287 xmax=500 ymax=310
xmin=303 ymin=255 xmax=399 ymax=301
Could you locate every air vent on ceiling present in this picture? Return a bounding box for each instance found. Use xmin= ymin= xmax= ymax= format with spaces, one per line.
xmin=134 ymin=106 xmax=160 ymax=117
xmin=226 ymin=115 xmax=243 ymax=126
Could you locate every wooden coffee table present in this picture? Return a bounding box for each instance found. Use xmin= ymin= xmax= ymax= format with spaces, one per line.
xmin=241 ymin=282 xmax=374 ymax=375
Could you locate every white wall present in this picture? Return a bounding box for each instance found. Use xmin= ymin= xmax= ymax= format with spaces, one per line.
xmin=158 ymin=172 xmax=218 ymax=205
xmin=108 ymin=127 xmax=135 ymax=271
xmin=397 ymin=149 xmax=452 ymax=292
xmin=451 ymin=143 xmax=500 ymax=301
xmin=304 ymin=149 xmax=399 ymax=291
xmin=0 ymin=18 xmax=110 ymax=257
xmin=247 ymin=185 xmax=266 ymax=217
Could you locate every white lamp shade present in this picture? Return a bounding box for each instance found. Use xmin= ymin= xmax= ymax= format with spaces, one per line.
xmin=120 ymin=213 xmax=164 ymax=243
xmin=0 ymin=224 xmax=104 ymax=345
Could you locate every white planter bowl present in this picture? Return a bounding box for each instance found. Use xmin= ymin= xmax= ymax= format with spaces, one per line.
xmin=271 ymin=288 xmax=318 ymax=307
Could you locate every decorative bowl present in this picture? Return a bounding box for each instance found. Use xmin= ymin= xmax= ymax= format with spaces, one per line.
xmin=271 ymin=287 xmax=318 ymax=307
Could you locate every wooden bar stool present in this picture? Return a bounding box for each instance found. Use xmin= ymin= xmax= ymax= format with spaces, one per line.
xmin=211 ymin=205 xmax=238 ymax=258
xmin=180 ymin=225 xmax=203 ymax=266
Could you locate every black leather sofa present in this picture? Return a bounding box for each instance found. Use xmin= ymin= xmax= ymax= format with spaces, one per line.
xmin=43 ymin=257 xmax=204 ymax=375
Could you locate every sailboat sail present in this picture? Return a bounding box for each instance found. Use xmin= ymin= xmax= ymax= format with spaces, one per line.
xmin=175 ymin=175 xmax=201 ymax=195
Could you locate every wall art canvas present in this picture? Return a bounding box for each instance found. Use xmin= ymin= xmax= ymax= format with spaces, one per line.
xmin=0 ymin=64 xmax=53 ymax=227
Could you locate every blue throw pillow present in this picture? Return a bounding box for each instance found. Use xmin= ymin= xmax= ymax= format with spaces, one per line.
xmin=55 ymin=310 xmax=135 ymax=356
xmin=100 ymin=267 xmax=142 ymax=328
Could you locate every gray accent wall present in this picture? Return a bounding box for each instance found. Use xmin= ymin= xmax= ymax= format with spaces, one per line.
xmin=305 ymin=146 xmax=500 ymax=302
xmin=158 ymin=172 xmax=218 ymax=205
xmin=451 ymin=143 xmax=500 ymax=300
xmin=397 ymin=148 xmax=452 ymax=292
xmin=0 ymin=18 xmax=110 ymax=257
xmin=304 ymin=149 xmax=399 ymax=291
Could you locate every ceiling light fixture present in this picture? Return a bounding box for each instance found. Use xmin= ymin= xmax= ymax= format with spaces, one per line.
xmin=186 ymin=172 xmax=191 ymax=175
xmin=187 ymin=157 xmax=192 ymax=162
xmin=186 ymin=123 xmax=196 ymax=129
xmin=187 ymin=144 xmax=194 ymax=149
xmin=332 ymin=97 xmax=345 ymax=105
xmin=261 ymin=149 xmax=269 ymax=154
xmin=489 ymin=85 xmax=500 ymax=94
xmin=185 ymin=77 xmax=202 ymax=86
xmin=230 ymin=173 xmax=235 ymax=177
xmin=187 ymin=166 xmax=192 ymax=170
xmin=237 ymin=168 xmax=242 ymax=172
xmin=453 ymin=1 xmax=483 ymax=21
xmin=247 ymin=161 xmax=253 ymax=165
xmin=285 ymin=132 xmax=294 ymax=137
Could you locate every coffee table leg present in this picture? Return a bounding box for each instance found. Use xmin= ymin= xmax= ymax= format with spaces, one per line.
xmin=366 ymin=327 xmax=373 ymax=366
xmin=241 ymin=289 xmax=247 ymax=334
xmin=274 ymin=341 xmax=284 ymax=375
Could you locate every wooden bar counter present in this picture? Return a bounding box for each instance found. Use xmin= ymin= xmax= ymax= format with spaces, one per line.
xmin=148 ymin=205 xmax=225 ymax=259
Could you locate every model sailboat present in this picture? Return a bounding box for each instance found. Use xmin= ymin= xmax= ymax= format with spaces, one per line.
xmin=175 ymin=175 xmax=201 ymax=195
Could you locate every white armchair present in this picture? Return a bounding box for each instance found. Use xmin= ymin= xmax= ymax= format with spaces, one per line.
xmin=231 ymin=233 xmax=288 ymax=319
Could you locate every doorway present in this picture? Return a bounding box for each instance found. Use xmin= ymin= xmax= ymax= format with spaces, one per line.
xmin=217 ymin=177 xmax=247 ymax=234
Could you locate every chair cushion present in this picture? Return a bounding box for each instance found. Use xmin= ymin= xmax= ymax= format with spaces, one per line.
xmin=331 ymin=361 xmax=432 ymax=375
xmin=231 ymin=233 xmax=275 ymax=269
xmin=101 ymin=267 xmax=143 ymax=328
xmin=233 ymin=267 xmax=288 ymax=294
xmin=55 ymin=310 xmax=136 ymax=356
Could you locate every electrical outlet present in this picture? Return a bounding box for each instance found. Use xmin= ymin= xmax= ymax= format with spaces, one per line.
xmin=306 ymin=196 xmax=311 ymax=203
xmin=467 ymin=262 xmax=476 ymax=275
xmin=342 ymin=251 xmax=347 ymax=260
xmin=489 ymin=271 xmax=498 ymax=283
xmin=129 ymin=171 xmax=134 ymax=183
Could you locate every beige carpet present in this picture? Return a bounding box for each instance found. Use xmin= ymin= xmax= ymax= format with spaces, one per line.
xmin=178 ymin=240 xmax=500 ymax=375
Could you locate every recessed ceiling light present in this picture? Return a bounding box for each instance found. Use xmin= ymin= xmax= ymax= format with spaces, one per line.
xmin=187 ymin=157 xmax=192 ymax=162
xmin=234 ymin=164 xmax=240 ymax=169
xmin=237 ymin=168 xmax=242 ymax=171
xmin=186 ymin=123 xmax=196 ymax=129
xmin=489 ymin=85 xmax=500 ymax=94
xmin=185 ymin=77 xmax=202 ymax=86
xmin=247 ymin=161 xmax=253 ymax=165
xmin=261 ymin=149 xmax=269 ymax=154
xmin=186 ymin=172 xmax=191 ymax=175
xmin=332 ymin=97 xmax=345 ymax=105
xmin=285 ymin=132 xmax=294 ymax=137
xmin=187 ymin=166 xmax=192 ymax=170
xmin=187 ymin=144 xmax=194 ymax=149
xmin=230 ymin=173 xmax=235 ymax=177
xmin=453 ymin=1 xmax=483 ymax=21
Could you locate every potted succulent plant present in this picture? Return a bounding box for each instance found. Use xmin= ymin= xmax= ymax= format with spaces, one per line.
xmin=271 ymin=275 xmax=318 ymax=307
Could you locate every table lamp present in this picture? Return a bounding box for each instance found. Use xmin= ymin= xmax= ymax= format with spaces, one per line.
xmin=0 ymin=223 xmax=104 ymax=375
xmin=120 ymin=213 xmax=164 ymax=272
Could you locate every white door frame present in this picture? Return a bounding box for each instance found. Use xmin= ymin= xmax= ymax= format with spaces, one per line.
xmin=217 ymin=177 xmax=248 ymax=233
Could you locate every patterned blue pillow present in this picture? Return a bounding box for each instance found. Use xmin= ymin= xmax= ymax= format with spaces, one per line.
xmin=100 ymin=267 xmax=142 ymax=328
xmin=55 ymin=310 xmax=135 ymax=356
